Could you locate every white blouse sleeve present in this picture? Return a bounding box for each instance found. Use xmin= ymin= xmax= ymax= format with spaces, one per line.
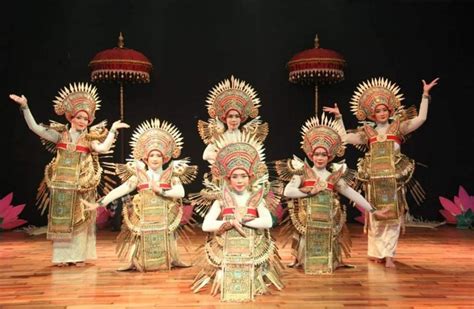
xmin=337 ymin=116 xmax=365 ymax=145
xmin=400 ymin=96 xmax=430 ymax=135
xmin=202 ymin=143 xmax=217 ymax=163
xmin=243 ymin=202 xmax=273 ymax=229
xmin=202 ymin=200 xmax=225 ymax=232
xmin=90 ymin=131 xmax=117 ymax=153
xmin=100 ymin=176 xmax=138 ymax=206
xmin=162 ymin=177 xmax=185 ymax=198
xmin=283 ymin=175 xmax=307 ymax=198
xmin=22 ymin=107 xmax=61 ymax=143
xmin=336 ymin=179 xmax=372 ymax=212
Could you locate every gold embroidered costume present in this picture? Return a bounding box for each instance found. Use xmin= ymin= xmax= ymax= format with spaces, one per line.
xmin=191 ymin=133 xmax=283 ymax=302
xmin=25 ymin=83 xmax=116 ymax=264
xmin=101 ymin=119 xmax=197 ymax=271
xmin=277 ymin=114 xmax=356 ymax=274
xmin=345 ymin=77 xmax=429 ymax=259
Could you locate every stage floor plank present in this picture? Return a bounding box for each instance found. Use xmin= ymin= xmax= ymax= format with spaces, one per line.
xmin=1 ymin=224 xmax=473 ymax=308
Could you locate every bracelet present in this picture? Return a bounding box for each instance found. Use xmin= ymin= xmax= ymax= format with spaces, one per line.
xmin=422 ymin=94 xmax=431 ymax=100
xmin=369 ymin=207 xmax=376 ymax=214
xmin=98 ymin=200 xmax=105 ymax=208
xmin=19 ymin=104 xmax=29 ymax=111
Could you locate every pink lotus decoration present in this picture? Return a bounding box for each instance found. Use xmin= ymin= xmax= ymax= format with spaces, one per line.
xmin=96 ymin=207 xmax=112 ymax=230
xmin=439 ymin=186 xmax=474 ymax=228
xmin=274 ymin=203 xmax=285 ymax=224
xmin=0 ymin=192 xmax=28 ymax=230
xmin=354 ymin=204 xmax=366 ymax=225
xmin=180 ymin=204 xmax=194 ymax=225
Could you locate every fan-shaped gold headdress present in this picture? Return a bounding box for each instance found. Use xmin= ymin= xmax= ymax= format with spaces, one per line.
xmin=130 ymin=118 xmax=183 ymax=163
xmin=53 ymin=82 xmax=101 ymax=124
xmin=301 ymin=112 xmax=345 ymax=161
xmin=212 ymin=132 xmax=266 ymax=181
xmin=206 ymin=75 xmax=261 ymax=123
xmin=350 ymin=77 xmax=404 ymax=121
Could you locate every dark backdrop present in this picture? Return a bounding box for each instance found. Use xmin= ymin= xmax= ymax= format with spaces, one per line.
xmin=1 ymin=0 xmax=473 ymax=226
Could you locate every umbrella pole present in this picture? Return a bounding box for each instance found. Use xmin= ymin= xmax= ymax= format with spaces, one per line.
xmin=119 ymin=82 xmax=125 ymax=162
xmin=120 ymin=81 xmax=124 ymax=121
xmin=314 ymin=83 xmax=319 ymax=116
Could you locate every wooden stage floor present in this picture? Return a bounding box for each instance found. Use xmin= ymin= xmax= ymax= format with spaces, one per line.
xmin=1 ymin=224 xmax=473 ymax=308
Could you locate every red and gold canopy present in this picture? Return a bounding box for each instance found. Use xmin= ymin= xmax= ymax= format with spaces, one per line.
xmin=288 ymin=44 xmax=345 ymax=85
xmin=287 ymin=34 xmax=346 ymax=114
xmin=89 ymin=33 xmax=152 ymax=83
xmin=88 ymin=33 xmax=153 ymax=162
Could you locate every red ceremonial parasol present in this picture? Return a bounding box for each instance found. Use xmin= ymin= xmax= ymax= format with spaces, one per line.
xmin=89 ymin=33 xmax=152 ymax=160
xmin=287 ymin=34 xmax=346 ymax=115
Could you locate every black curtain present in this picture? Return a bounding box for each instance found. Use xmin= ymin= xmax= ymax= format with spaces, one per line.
xmin=2 ymin=0 xmax=473 ymax=226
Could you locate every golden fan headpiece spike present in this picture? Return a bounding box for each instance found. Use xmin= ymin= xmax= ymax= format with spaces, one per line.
xmin=53 ymin=82 xmax=101 ymax=124
xmin=350 ymin=77 xmax=404 ymax=121
xmin=301 ymin=112 xmax=346 ymax=162
xmin=130 ymin=118 xmax=183 ymax=163
xmin=206 ymin=75 xmax=261 ymax=123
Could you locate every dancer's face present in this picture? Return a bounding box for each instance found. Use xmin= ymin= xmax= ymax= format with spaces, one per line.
xmin=71 ymin=111 xmax=89 ymax=131
xmin=229 ymin=169 xmax=250 ymax=193
xmin=312 ymin=148 xmax=329 ymax=169
xmin=374 ymin=105 xmax=390 ymax=123
xmin=146 ymin=150 xmax=163 ymax=171
xmin=226 ymin=110 xmax=241 ymax=131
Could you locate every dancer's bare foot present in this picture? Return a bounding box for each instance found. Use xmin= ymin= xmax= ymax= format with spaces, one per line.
xmin=117 ymin=264 xmax=136 ymax=271
xmin=288 ymin=259 xmax=300 ymax=268
xmin=55 ymin=263 xmax=68 ymax=267
xmin=74 ymin=262 xmax=86 ymax=267
xmin=171 ymin=260 xmax=191 ymax=268
xmin=368 ymin=257 xmax=384 ymax=263
xmin=385 ymin=257 xmax=396 ymax=268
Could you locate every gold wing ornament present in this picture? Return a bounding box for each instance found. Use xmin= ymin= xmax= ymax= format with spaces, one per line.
xmin=40 ymin=119 xmax=110 ymax=152
xmin=103 ymin=160 xmax=142 ymax=184
xmin=273 ymin=155 xmax=305 ymax=182
xmin=197 ymin=118 xmax=225 ymax=145
xmin=39 ymin=121 xmax=68 ymax=153
xmin=329 ymin=161 xmax=357 ymax=188
xmin=251 ymin=173 xmax=282 ymax=217
xmin=394 ymin=105 xmax=418 ymax=122
xmin=170 ymin=158 xmax=199 ymax=185
xmin=188 ymin=173 xmax=221 ymax=217
xmin=241 ymin=116 xmax=269 ymax=143
xmin=394 ymin=104 xmax=419 ymax=142
xmin=86 ymin=120 xmax=109 ymax=142
xmin=349 ymin=105 xmax=419 ymax=153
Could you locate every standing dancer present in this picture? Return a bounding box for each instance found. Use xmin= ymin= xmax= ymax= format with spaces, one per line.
xmin=324 ymin=77 xmax=439 ymax=268
xmin=9 ymin=83 xmax=128 ymax=266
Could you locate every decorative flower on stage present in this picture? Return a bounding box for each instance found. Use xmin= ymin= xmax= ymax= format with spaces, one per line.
xmin=0 ymin=193 xmax=27 ymax=231
xmin=439 ymin=186 xmax=474 ymax=229
xmin=96 ymin=207 xmax=112 ymax=230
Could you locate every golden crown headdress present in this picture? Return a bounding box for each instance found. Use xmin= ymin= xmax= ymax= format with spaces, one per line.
xmin=130 ymin=118 xmax=183 ymax=163
xmin=206 ymin=75 xmax=261 ymax=123
xmin=53 ymin=82 xmax=101 ymax=124
xmin=301 ymin=112 xmax=345 ymax=161
xmin=212 ymin=132 xmax=266 ymax=181
xmin=350 ymin=77 xmax=404 ymax=121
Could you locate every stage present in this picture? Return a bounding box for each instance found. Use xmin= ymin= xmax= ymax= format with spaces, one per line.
xmin=1 ymin=224 xmax=473 ymax=308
